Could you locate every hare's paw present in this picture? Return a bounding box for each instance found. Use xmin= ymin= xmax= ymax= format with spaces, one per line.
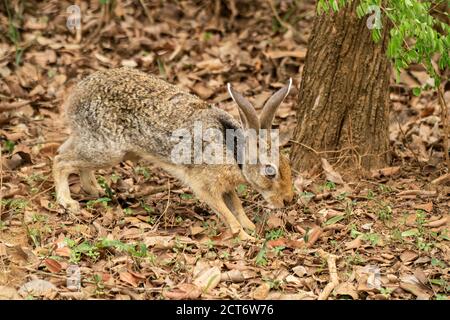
xmin=239 ymin=217 xmax=256 ymax=232
xmin=59 ymin=198 xmax=80 ymax=213
xmin=237 ymin=229 xmax=256 ymax=242
xmin=230 ymin=222 xmax=255 ymax=241
xmin=80 ymin=170 xmax=104 ymax=197
xmin=82 ymin=185 xmax=104 ymax=198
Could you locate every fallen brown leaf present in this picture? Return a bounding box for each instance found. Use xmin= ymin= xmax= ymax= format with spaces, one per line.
xmin=44 ymin=258 xmax=62 ymax=273
xmin=163 ymin=283 xmax=202 ymax=300
xmin=321 ymin=158 xmax=345 ymax=184
xmin=252 ymin=282 xmax=270 ymax=300
xmin=119 ymin=272 xmax=140 ymax=287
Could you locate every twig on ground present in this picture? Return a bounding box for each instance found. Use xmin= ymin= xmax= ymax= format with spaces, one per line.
xmin=139 ymin=0 xmax=154 ymax=25
xmin=397 ymin=189 xmax=437 ymax=197
xmin=306 ymin=226 xmax=323 ymax=248
xmin=267 ymin=0 xmax=293 ymax=31
xmin=317 ymin=249 xmax=339 ymax=300
xmin=431 ymin=173 xmax=450 ymax=185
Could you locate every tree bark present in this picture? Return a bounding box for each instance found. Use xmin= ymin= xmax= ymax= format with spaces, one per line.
xmin=291 ymin=1 xmax=391 ymax=173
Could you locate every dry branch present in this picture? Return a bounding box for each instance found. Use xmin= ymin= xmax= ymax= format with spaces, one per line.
xmin=317 ymin=249 xmax=339 ymax=300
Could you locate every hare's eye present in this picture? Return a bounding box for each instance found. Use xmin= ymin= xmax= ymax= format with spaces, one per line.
xmin=263 ymin=164 xmax=277 ymax=179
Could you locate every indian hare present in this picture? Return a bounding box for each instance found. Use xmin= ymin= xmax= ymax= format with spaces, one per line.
xmin=54 ymin=67 xmax=293 ymax=240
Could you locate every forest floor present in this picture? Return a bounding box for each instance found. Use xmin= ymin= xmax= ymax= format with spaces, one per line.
xmin=0 ymin=1 xmax=449 ymax=300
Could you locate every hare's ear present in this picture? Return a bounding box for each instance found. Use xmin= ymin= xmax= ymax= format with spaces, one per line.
xmin=227 ymin=83 xmax=259 ymax=130
xmin=260 ymin=78 xmax=293 ymax=129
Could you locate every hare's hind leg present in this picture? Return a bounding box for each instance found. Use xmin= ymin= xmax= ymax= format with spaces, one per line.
xmin=54 ymin=137 xmax=124 ymax=212
xmin=53 ymin=153 xmax=82 ymax=213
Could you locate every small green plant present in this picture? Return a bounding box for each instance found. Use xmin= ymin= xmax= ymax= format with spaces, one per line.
xmin=318 ymin=180 xmax=336 ymax=192
xmin=97 ymin=238 xmax=148 ymax=258
xmin=202 ymin=221 xmax=218 ymax=237
xmin=147 ymin=215 xmax=156 ymax=225
xmin=236 ymin=184 xmax=247 ymax=196
xmin=147 ymin=252 xmax=157 ymax=265
xmin=346 ymin=253 xmax=366 ymax=266
xmin=380 ymin=287 xmax=393 ymax=298
xmin=203 ymin=31 xmax=213 ymax=41
xmin=110 ymin=173 xmax=121 ymax=183
xmin=220 ymin=251 xmax=230 ymax=260
xmin=415 ymin=210 xmax=426 ymax=230
xmin=255 ymin=245 xmax=268 ymax=266
xmin=336 ymin=192 xmax=349 ymax=201
xmin=3 ymin=1 xmax=23 ymax=65
xmin=265 ymin=278 xmax=283 ymax=290
xmin=3 ymin=140 xmax=15 ymax=153
xmin=1 ymin=198 xmax=28 ymax=213
xmin=134 ymin=166 xmax=151 ymax=180
xmin=91 ymin=274 xmax=106 ymax=296
xmin=366 ymin=189 xmax=375 ymax=200
xmin=123 ymin=207 xmax=133 ymax=216
xmin=27 ymin=228 xmax=42 ymax=247
xmin=141 ymin=202 xmax=155 ymax=214
xmin=431 ymin=258 xmax=446 ymax=269
xmin=363 ymin=232 xmax=381 ymax=246
xmin=175 ymin=215 xmax=183 ymax=225
xmin=271 ymin=246 xmax=285 ymax=256
xmin=266 ymin=228 xmax=284 ymax=240
xmin=324 ymin=214 xmax=346 ymax=226
xmin=429 ymin=278 xmax=450 ymax=297
xmin=156 ymin=58 xmax=166 ymax=77
xmin=349 ymin=224 xmax=362 ymax=238
xmin=86 ymin=197 xmax=111 ymax=209
xmin=180 ymin=193 xmax=194 ymax=200
xmin=205 ymin=239 xmax=215 ymax=251
xmin=97 ymin=176 xmax=113 ymax=198
xmin=378 ymin=184 xmax=392 ymax=194
xmin=67 ymin=240 xmax=100 ymax=263
xmin=416 ymin=237 xmax=432 ymax=252
xmin=390 ymin=228 xmax=403 ymax=243
xmin=376 ymin=203 xmax=392 ymax=221
xmin=324 ymin=181 xmax=336 ymax=191
xmin=31 ymin=213 xmax=47 ymax=223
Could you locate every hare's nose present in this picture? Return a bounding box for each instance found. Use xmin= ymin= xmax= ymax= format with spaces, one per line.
xmin=284 ymin=193 xmax=294 ymax=206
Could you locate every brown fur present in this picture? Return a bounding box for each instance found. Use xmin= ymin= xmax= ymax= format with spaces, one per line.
xmin=54 ymin=67 xmax=293 ymax=240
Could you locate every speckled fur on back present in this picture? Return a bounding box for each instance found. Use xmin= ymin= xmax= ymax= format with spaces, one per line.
xmin=65 ymin=67 xmax=224 ymax=158
xmin=54 ymin=67 xmax=294 ymax=241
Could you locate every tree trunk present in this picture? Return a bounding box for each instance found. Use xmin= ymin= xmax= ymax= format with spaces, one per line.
xmin=291 ymin=1 xmax=391 ymax=173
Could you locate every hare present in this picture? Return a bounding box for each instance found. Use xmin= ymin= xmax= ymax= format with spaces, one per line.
xmin=54 ymin=67 xmax=294 ymax=240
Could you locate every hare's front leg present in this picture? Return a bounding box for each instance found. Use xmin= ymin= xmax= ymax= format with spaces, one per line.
xmin=80 ymin=169 xmax=103 ymax=197
xmin=223 ymin=191 xmax=256 ymax=232
xmin=190 ymin=186 xmax=254 ymax=241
